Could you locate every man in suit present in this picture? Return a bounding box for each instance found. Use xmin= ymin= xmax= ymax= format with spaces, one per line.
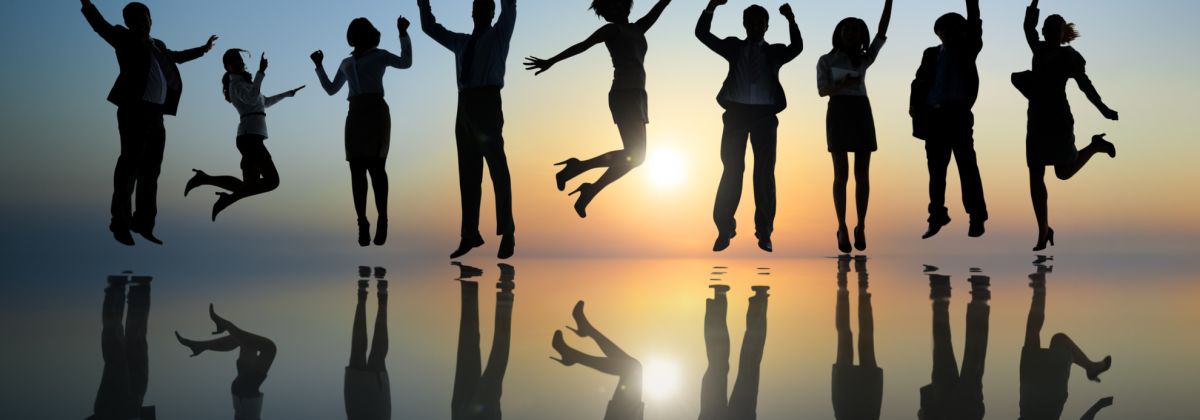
xmin=81 ymin=0 xmax=217 ymax=245
xmin=419 ymin=0 xmax=517 ymax=260
xmin=910 ymin=0 xmax=988 ymax=239
xmin=698 ymin=0 xmax=803 ymax=253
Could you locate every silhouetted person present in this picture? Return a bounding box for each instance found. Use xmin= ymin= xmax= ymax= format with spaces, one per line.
xmin=1020 ymin=261 xmax=1114 ymax=420
xmin=346 ymin=267 xmax=391 ymax=420
xmin=831 ymin=257 xmax=881 ymax=420
xmin=451 ymin=263 xmax=515 ymax=420
xmin=699 ymin=284 xmax=769 ymax=420
xmin=550 ymin=301 xmax=643 ymax=420
xmin=918 ymin=271 xmax=989 ymax=420
xmin=88 ymin=274 xmax=156 ymax=420
xmin=185 ymin=50 xmax=303 ymax=221
xmin=818 ymin=0 xmax=892 ymax=253
xmin=313 ymin=17 xmax=413 ymax=246
xmin=699 ymin=0 xmax=802 ymax=253
xmin=80 ymin=0 xmax=218 ymax=246
xmin=910 ymin=0 xmax=987 ymax=240
xmin=1018 ymin=0 xmax=1120 ymax=251
xmin=419 ymin=0 xmax=518 ymax=260
xmin=526 ymin=0 xmax=673 ymax=218
xmin=175 ymin=305 xmax=277 ymax=420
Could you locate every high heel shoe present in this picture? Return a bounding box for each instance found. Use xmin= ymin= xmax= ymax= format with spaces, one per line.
xmin=357 ymin=219 xmax=371 ymax=247
xmin=550 ymin=330 xmax=578 ymax=366
xmin=1033 ymin=228 xmax=1056 ymax=251
xmin=568 ymin=183 xmax=597 ymax=218
xmin=184 ymin=169 xmax=208 ymax=197
xmin=373 ymin=218 xmax=388 ymax=246
xmin=1091 ymin=133 xmax=1117 ymax=158
xmin=208 ymin=303 xmax=231 ymax=335
xmin=211 ymin=192 xmax=236 ymax=221
xmin=565 ymin=301 xmax=593 ymax=337
xmin=853 ymin=225 xmax=867 ymax=252
xmin=837 ymin=227 xmax=852 ymax=254
xmin=554 ymin=158 xmax=583 ymax=192
xmin=174 ymin=331 xmax=204 ymax=357
xmin=1086 ymin=356 xmax=1112 ymax=382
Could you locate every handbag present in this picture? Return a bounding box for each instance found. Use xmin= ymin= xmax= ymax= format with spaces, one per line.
xmin=1012 ymin=70 xmax=1036 ymax=100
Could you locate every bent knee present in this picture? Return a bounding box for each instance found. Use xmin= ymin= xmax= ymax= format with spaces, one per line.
xmin=1049 ymin=333 xmax=1070 ymax=349
xmin=626 ymin=151 xmax=646 ymax=167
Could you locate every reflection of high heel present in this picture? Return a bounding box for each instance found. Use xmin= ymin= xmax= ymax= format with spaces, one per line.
xmin=568 ymin=183 xmax=597 ymax=218
xmin=185 ymin=169 xmax=208 ymax=197
xmin=837 ymin=228 xmax=852 ymax=254
xmin=550 ymin=330 xmax=577 ymax=366
xmin=1033 ymin=228 xmax=1056 ymax=251
xmin=554 ymin=158 xmax=582 ymax=191
xmin=175 ymin=331 xmax=204 ymax=357
xmin=209 ymin=303 xmax=231 ymax=336
xmin=566 ymin=300 xmax=593 ymax=337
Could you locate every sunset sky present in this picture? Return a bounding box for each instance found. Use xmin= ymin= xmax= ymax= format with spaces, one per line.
xmin=2 ymin=0 xmax=1198 ymax=262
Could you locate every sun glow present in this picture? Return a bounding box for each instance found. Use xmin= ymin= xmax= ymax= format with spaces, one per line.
xmin=641 ymin=357 xmax=683 ymax=400
xmin=645 ymin=147 xmax=687 ymax=189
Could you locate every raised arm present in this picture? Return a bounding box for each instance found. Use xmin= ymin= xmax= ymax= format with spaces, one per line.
xmin=778 ymin=4 xmax=803 ymax=63
xmin=1080 ymin=396 xmax=1114 ymax=420
xmin=418 ymin=0 xmax=467 ymax=50
xmin=966 ymin=0 xmax=980 ymax=22
xmin=1024 ymin=0 xmax=1041 ymax=51
xmin=876 ymin=0 xmax=893 ymax=41
xmin=635 ymin=0 xmax=673 ymax=33
xmin=1074 ymin=64 xmax=1119 ymax=120
xmin=165 ymin=35 xmax=217 ymax=65
xmin=496 ymin=0 xmax=518 ymax=41
xmin=80 ymin=0 xmax=118 ymax=46
xmin=696 ymin=0 xmax=728 ymax=56
xmin=524 ymin=26 xmax=610 ymax=75
xmin=311 ymin=51 xmax=346 ymax=96
xmin=385 ymin=17 xmax=413 ymax=69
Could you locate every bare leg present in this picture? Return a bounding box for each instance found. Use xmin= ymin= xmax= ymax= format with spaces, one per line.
xmin=349 ymin=161 xmax=370 ymax=223
xmin=1029 ymin=166 xmax=1051 ymax=243
xmin=1053 ymin=141 xmax=1103 ymax=181
xmin=570 ymin=123 xmax=647 ymax=216
xmin=831 ymin=152 xmax=850 ymax=231
xmin=1049 ymin=333 xmax=1111 ymax=382
xmin=853 ymin=152 xmax=872 ymax=231
xmin=367 ymin=160 xmax=388 ymax=222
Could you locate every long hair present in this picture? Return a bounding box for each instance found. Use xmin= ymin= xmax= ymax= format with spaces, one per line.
xmin=830 ymin=18 xmax=870 ymax=67
xmin=1046 ymin=14 xmax=1080 ymax=44
xmin=221 ymin=49 xmax=251 ymax=103
xmin=347 ymin=18 xmax=381 ymax=58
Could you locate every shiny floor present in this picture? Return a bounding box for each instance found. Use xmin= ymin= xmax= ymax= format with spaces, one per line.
xmin=3 ymin=255 xmax=1197 ymax=419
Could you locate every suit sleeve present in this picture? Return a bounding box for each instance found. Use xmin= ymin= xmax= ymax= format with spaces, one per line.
xmin=81 ymin=3 xmax=119 ymax=46
xmin=165 ymin=43 xmax=207 ymax=64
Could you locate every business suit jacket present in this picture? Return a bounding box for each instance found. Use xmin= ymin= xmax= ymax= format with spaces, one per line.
xmin=910 ymin=16 xmax=983 ymax=140
xmin=695 ymin=10 xmax=803 ymax=115
xmin=82 ymin=3 xmax=206 ymax=116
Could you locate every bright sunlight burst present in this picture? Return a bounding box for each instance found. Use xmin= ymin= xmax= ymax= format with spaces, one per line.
xmin=645 ymin=147 xmax=686 ymax=189
xmin=642 ymin=357 xmax=682 ymax=400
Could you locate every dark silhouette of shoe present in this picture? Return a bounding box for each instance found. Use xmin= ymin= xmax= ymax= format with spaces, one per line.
xmin=751 ymin=285 xmax=770 ymax=296
xmin=1033 ymin=228 xmax=1055 ymax=251
xmin=184 ymin=169 xmax=208 ymax=197
xmin=554 ymin=158 xmax=583 ymax=191
xmin=373 ymin=218 xmax=388 ymax=246
xmin=450 ymin=236 xmax=485 ymax=259
xmin=110 ymin=225 xmax=135 ymax=246
xmin=1091 ymin=133 xmax=1116 ymax=158
xmin=107 ymin=275 xmax=130 ymax=286
xmin=853 ymin=225 xmax=867 ymax=251
xmin=922 ymin=217 xmax=951 ymax=239
xmin=175 ymin=331 xmax=204 ymax=357
xmin=452 ymin=261 xmax=485 ymax=280
xmin=566 ymin=300 xmax=594 ymax=337
xmin=357 ymin=219 xmax=370 ymax=247
xmin=837 ymin=227 xmax=852 ymax=253
xmin=757 ymin=236 xmax=773 ymax=253
xmin=130 ymin=275 xmax=153 ymax=285
xmin=373 ymin=266 xmax=386 ymax=279
xmin=1086 ymin=356 xmax=1112 ymax=382
xmin=712 ymin=231 xmax=734 ymax=252
xmin=968 ymin=220 xmax=986 ymax=238
xmin=497 ymin=233 xmax=515 ymax=259
xmin=709 ymin=284 xmax=731 ymax=297
xmin=208 ymin=303 xmax=231 ymax=335
xmin=358 ymin=266 xmax=372 ymax=278
xmin=568 ymin=183 xmax=597 ymax=218
xmin=550 ymin=330 xmax=577 ymax=366
xmin=130 ymin=225 xmax=163 ymax=245
xmin=211 ymin=192 xmax=235 ymax=221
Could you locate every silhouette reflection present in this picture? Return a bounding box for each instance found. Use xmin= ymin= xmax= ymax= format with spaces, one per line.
xmin=89 ymin=274 xmax=156 ymax=420
xmin=918 ymin=268 xmax=989 ymax=420
xmin=174 ymin=305 xmax=277 ymax=420
xmin=699 ymin=284 xmax=769 ymax=420
xmin=346 ymin=266 xmax=391 ymax=419
xmin=1020 ymin=258 xmax=1114 ymax=420
xmin=831 ymin=257 xmax=881 ymax=420
xmin=551 ymin=301 xmax=643 ymax=420
xmin=452 ymin=263 xmax=515 ymax=420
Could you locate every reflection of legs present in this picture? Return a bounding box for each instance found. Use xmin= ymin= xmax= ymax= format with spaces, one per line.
xmin=930 ymin=281 xmax=958 ymax=386
xmin=729 ymin=293 xmax=768 ymax=420
xmin=960 ymin=288 xmax=990 ymax=388
xmin=835 ymin=287 xmax=853 ymax=365
xmin=452 ymin=281 xmax=482 ymax=415
xmin=125 ymin=282 xmax=151 ymax=401
xmin=96 ymin=281 xmax=135 ymax=416
xmin=1025 ymin=280 xmax=1046 ymax=349
xmin=477 ymin=288 xmax=514 ymax=410
xmin=1049 ymin=333 xmax=1111 ymax=381
xmin=366 ymin=288 xmax=388 ymax=371
xmin=700 ymin=290 xmax=730 ymax=420
xmin=748 ymin=116 xmax=778 ymax=239
xmin=713 ymin=113 xmax=750 ymax=237
xmin=349 ymin=285 xmax=369 ymax=369
xmin=858 ymin=286 xmax=877 ymax=369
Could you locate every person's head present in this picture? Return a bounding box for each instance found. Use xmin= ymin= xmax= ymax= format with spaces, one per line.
xmin=832 ymin=17 xmax=870 ymax=54
xmin=473 ymin=0 xmax=496 ymax=30
xmin=1042 ymin=14 xmax=1079 ymax=45
xmin=743 ymin=5 xmax=769 ymax=40
xmin=221 ymin=49 xmax=250 ymax=103
xmin=122 ymin=2 xmax=152 ymax=35
xmin=346 ymin=18 xmax=381 ymax=52
xmin=590 ymin=0 xmax=632 ymax=23
xmin=933 ymin=12 xmax=966 ymax=43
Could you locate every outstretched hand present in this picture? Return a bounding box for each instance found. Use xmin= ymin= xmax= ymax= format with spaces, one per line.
xmin=524 ymin=56 xmax=554 ymax=75
xmin=287 ymin=85 xmax=306 ymax=97
xmin=204 ymin=35 xmax=219 ymax=52
xmin=1101 ymin=107 xmax=1119 ymax=121
xmin=259 ymin=53 xmax=268 ymax=72
xmin=779 ymin=4 xmax=795 ymax=20
xmin=310 ymin=50 xmax=324 ymax=66
xmin=397 ymin=16 xmax=411 ymax=33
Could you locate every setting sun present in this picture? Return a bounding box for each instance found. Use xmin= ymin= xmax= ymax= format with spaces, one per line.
xmin=642 ymin=356 xmax=683 ymax=401
xmin=645 ymin=147 xmax=687 ymax=189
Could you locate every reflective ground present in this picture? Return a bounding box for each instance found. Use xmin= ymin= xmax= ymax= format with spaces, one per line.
xmin=3 ymin=255 xmax=1197 ymax=419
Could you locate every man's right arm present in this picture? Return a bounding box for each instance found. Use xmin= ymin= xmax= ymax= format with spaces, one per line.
xmin=417 ymin=0 xmax=461 ymax=50
xmin=81 ymin=0 xmax=118 ymax=46
xmin=695 ymin=1 xmax=727 ymax=56
xmin=964 ymin=0 xmax=983 ymax=52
